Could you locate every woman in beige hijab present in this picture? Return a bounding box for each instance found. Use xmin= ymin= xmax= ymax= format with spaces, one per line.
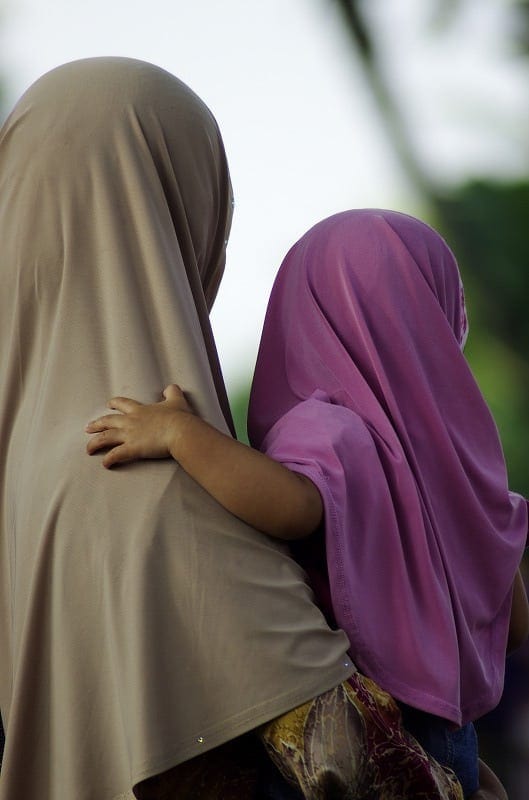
xmin=0 ymin=56 xmax=355 ymax=800
xmin=0 ymin=58 xmax=468 ymax=800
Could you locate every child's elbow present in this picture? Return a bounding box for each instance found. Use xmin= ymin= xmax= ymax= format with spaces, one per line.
xmin=272 ymin=474 xmax=323 ymax=541
xmin=285 ymin=475 xmax=323 ymax=540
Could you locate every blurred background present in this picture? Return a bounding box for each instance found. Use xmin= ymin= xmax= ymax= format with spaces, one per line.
xmin=1 ymin=0 xmax=528 ymax=794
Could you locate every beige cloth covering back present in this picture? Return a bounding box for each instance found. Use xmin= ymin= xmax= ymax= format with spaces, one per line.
xmin=0 ymin=59 xmax=352 ymax=799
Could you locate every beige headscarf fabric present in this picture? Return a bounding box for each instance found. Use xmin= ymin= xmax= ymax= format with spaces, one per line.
xmin=0 ymin=59 xmax=352 ymax=799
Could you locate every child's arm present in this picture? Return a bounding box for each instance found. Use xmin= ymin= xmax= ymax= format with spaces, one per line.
xmin=507 ymin=567 xmax=529 ymax=653
xmin=86 ymin=384 xmax=322 ymax=541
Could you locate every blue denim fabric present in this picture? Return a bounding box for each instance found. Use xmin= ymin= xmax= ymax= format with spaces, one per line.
xmin=400 ymin=704 xmax=479 ymax=798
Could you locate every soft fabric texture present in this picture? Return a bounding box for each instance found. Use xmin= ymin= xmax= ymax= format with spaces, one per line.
xmin=0 ymin=59 xmax=353 ymax=800
xmin=248 ymin=209 xmax=528 ymax=726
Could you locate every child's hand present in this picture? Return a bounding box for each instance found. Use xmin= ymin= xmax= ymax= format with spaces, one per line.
xmin=85 ymin=384 xmax=194 ymax=468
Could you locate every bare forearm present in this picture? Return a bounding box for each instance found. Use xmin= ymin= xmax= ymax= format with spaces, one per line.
xmin=86 ymin=385 xmax=322 ymax=539
xmin=170 ymin=413 xmax=322 ymax=540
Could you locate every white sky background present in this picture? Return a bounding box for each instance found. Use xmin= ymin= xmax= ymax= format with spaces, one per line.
xmin=1 ymin=0 xmax=527 ymax=393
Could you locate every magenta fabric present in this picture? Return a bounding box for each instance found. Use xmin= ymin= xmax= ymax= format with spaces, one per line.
xmin=248 ymin=209 xmax=527 ymax=725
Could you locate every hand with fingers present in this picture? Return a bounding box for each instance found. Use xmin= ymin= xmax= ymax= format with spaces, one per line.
xmin=86 ymin=383 xmax=323 ymax=539
xmin=85 ymin=384 xmax=195 ymax=468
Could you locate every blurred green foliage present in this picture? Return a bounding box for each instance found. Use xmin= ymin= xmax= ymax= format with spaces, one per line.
xmin=234 ymin=2 xmax=529 ymax=494
xmin=230 ymin=384 xmax=250 ymax=445
xmin=436 ymin=182 xmax=529 ymax=358
xmin=331 ymin=0 xmax=529 ymax=496
xmin=327 ymin=3 xmax=529 ymax=795
xmin=434 ymin=182 xmax=529 ymax=494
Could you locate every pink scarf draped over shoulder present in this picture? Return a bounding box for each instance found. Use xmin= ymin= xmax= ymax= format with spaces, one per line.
xmin=248 ymin=209 xmax=527 ymax=725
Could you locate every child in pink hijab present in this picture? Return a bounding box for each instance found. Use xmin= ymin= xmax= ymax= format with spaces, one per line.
xmin=247 ymin=210 xmax=528 ymax=798
xmin=86 ymin=210 xmax=527 ymax=798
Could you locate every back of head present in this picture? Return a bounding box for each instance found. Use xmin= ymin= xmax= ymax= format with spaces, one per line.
xmin=1 ymin=57 xmax=232 ymax=305
xmin=0 ymin=58 xmax=234 ymax=444
xmin=249 ymin=209 xmax=468 ymax=441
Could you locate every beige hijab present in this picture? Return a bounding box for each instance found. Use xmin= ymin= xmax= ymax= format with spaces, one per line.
xmin=0 ymin=59 xmax=352 ymax=800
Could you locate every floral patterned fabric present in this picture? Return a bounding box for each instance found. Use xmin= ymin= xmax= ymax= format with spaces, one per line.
xmin=135 ymin=673 xmax=464 ymax=799
xmin=260 ymin=673 xmax=464 ymax=800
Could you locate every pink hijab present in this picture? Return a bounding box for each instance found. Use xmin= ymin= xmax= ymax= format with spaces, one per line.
xmin=248 ymin=209 xmax=527 ymax=725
